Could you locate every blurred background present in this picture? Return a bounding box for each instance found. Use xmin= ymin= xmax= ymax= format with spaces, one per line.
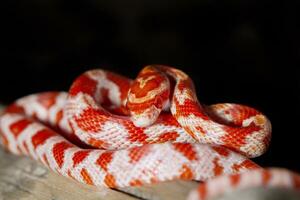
xmin=1 ymin=1 xmax=299 ymax=171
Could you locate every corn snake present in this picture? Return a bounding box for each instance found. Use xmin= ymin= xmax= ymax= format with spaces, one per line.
xmin=0 ymin=65 xmax=299 ymax=199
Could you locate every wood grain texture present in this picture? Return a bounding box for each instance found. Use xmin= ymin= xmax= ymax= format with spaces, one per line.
xmin=0 ymin=105 xmax=198 ymax=200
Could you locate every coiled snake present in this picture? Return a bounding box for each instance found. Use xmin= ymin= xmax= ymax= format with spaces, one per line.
xmin=0 ymin=65 xmax=299 ymax=199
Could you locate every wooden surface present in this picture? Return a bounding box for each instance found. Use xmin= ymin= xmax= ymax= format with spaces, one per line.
xmin=0 ymin=105 xmax=198 ymax=200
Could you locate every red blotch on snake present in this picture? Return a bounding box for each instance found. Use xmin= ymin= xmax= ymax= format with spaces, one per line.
xmin=10 ymin=119 xmax=32 ymax=138
xmin=72 ymin=150 xmax=90 ymax=168
xmin=173 ymin=143 xmax=198 ymax=161
xmin=52 ymin=141 xmax=73 ymax=168
xmin=32 ymin=129 xmax=56 ymax=149
xmin=96 ymin=152 xmax=113 ymax=172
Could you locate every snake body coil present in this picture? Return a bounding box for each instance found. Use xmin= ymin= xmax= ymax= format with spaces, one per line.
xmin=1 ymin=65 xmax=299 ymax=199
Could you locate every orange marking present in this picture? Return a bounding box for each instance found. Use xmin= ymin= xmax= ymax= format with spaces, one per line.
xmin=81 ymin=168 xmax=94 ymax=185
xmin=177 ymin=79 xmax=193 ymax=92
xmin=37 ymin=92 xmax=58 ymax=110
xmin=230 ymin=174 xmax=241 ymax=186
xmin=232 ymin=160 xmax=260 ymax=172
xmin=130 ymin=71 xmax=164 ymax=98
xmin=262 ymin=170 xmax=271 ymax=185
xmin=52 ymin=142 xmax=73 ymax=168
xmin=173 ymin=143 xmax=198 ymax=161
xmin=55 ymin=110 xmax=63 ymax=125
xmin=69 ymin=74 xmax=98 ymax=96
xmin=255 ymin=115 xmax=266 ymax=125
xmin=31 ymin=129 xmax=56 ymax=149
xmin=104 ymin=174 xmax=116 ymax=188
xmin=197 ymin=184 xmax=207 ymax=200
xmin=125 ymin=122 xmax=148 ymax=144
xmin=212 ymin=146 xmax=230 ymax=157
xmin=128 ymin=88 xmax=169 ymax=114
xmin=127 ymin=99 xmax=157 ymax=114
xmin=183 ymin=126 xmax=197 ymax=139
xmin=213 ymin=158 xmax=224 ymax=176
xmin=74 ymin=107 xmax=108 ymax=133
xmin=5 ymin=103 xmax=25 ymax=114
xmin=9 ymin=119 xmax=32 ymax=138
xmin=128 ymin=146 xmax=150 ymax=163
xmin=195 ymin=126 xmax=206 ymax=134
xmin=180 ymin=164 xmax=194 ymax=179
xmin=72 ymin=150 xmax=90 ymax=168
xmin=222 ymin=125 xmax=261 ymax=150
xmin=223 ymin=105 xmax=259 ymax=126
xmin=174 ymin=98 xmax=209 ymax=120
xmin=150 ymin=177 xmax=158 ymax=184
xmin=157 ymin=132 xmax=179 ymax=142
xmin=88 ymin=138 xmax=106 ymax=148
xmin=158 ymin=113 xmax=181 ymax=126
xmin=130 ymin=179 xmax=143 ymax=186
xmin=96 ymin=152 xmax=113 ymax=172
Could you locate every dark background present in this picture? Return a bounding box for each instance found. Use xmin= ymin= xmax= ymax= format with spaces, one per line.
xmin=1 ymin=1 xmax=299 ymax=171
